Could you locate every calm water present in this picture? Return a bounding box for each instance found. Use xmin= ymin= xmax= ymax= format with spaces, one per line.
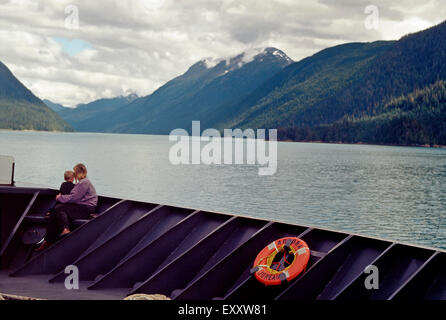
xmin=1 ymin=131 xmax=445 ymax=250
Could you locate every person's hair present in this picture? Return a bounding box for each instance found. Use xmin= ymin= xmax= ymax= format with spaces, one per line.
xmin=73 ymin=163 xmax=87 ymax=181
xmin=64 ymin=170 xmax=75 ymax=181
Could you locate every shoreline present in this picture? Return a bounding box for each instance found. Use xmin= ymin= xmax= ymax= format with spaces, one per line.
xmin=276 ymin=139 xmax=446 ymax=149
xmin=1 ymin=128 xmax=446 ymax=149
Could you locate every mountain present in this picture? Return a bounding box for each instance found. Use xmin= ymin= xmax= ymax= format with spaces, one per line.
xmin=221 ymin=20 xmax=446 ymax=146
xmin=210 ymin=41 xmax=395 ymax=130
xmin=280 ymin=80 xmax=446 ymax=146
xmin=0 ymin=61 xmax=72 ymax=131
xmin=43 ymin=99 xmax=68 ymax=113
xmin=51 ymin=20 xmax=446 ymax=145
xmin=293 ymin=20 xmax=446 ymax=128
xmin=56 ymin=93 xmax=138 ymax=131
xmin=94 ymin=47 xmax=293 ymax=134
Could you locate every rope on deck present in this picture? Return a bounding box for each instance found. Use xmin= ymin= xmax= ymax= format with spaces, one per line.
xmin=124 ymin=294 xmax=170 ymax=300
xmin=0 ymin=292 xmax=43 ymax=300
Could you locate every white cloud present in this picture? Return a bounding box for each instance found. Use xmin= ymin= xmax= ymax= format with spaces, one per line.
xmin=379 ymin=17 xmax=435 ymax=40
xmin=0 ymin=0 xmax=444 ymax=106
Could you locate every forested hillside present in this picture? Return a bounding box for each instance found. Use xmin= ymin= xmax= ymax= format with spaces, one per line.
xmin=0 ymin=61 xmax=72 ymax=131
xmin=279 ymin=80 xmax=446 ymax=146
xmin=212 ymin=41 xmax=394 ymax=130
xmin=222 ymin=21 xmax=446 ymax=133
xmin=56 ymin=94 xmax=138 ymax=131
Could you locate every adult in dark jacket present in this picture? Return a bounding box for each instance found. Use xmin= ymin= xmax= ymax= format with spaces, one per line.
xmin=36 ymin=163 xmax=98 ymax=252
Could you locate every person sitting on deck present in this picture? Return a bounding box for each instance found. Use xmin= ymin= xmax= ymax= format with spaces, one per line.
xmin=35 ymin=163 xmax=98 ymax=252
xmin=45 ymin=170 xmax=75 ymax=216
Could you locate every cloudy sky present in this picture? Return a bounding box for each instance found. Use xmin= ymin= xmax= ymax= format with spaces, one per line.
xmin=0 ymin=0 xmax=445 ymax=107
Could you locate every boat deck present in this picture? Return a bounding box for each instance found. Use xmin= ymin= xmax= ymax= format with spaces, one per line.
xmin=0 ymin=271 xmax=126 ymax=300
xmin=0 ymin=186 xmax=445 ymax=300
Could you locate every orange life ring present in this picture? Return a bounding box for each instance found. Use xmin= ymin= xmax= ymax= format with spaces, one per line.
xmin=251 ymin=237 xmax=310 ymax=286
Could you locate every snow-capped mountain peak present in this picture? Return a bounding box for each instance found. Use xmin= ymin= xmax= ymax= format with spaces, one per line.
xmin=199 ymin=47 xmax=293 ymax=73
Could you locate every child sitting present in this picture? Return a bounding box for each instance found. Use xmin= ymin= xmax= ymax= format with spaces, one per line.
xmin=46 ymin=170 xmax=75 ymax=216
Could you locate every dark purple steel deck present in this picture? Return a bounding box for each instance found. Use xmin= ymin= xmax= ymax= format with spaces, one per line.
xmin=0 ymin=186 xmax=445 ymax=300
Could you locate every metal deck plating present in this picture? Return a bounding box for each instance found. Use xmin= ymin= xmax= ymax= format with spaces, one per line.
xmin=0 ymin=185 xmax=445 ymax=300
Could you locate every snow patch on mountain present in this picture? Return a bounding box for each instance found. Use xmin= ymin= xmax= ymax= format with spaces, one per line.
xmin=241 ymin=47 xmax=268 ymax=64
xmin=200 ymin=47 xmax=293 ymax=76
xmin=272 ymin=49 xmax=293 ymax=62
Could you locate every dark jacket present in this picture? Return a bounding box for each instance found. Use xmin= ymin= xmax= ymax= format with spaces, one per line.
xmin=60 ymin=181 xmax=75 ymax=195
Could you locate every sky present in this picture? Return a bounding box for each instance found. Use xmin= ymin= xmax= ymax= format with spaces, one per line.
xmin=0 ymin=0 xmax=445 ymax=107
